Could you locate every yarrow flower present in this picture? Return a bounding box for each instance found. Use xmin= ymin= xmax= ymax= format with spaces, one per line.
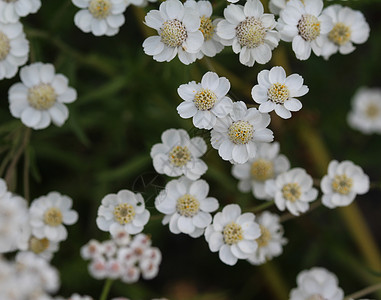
xmin=347 ymin=87 xmax=381 ymax=135
xmin=268 ymin=0 xmax=300 ymax=15
xmin=232 ymin=142 xmax=290 ymax=200
xmin=205 ymin=204 xmax=261 ymax=266
xmin=290 ymin=267 xmax=344 ymax=300
xmin=277 ymin=0 xmax=333 ymax=60
xmin=177 ymin=71 xmax=233 ymax=129
xmin=216 ymin=0 xmax=280 ymax=67
xmin=96 ymin=189 xmax=150 ymax=234
xmin=72 ymin=0 xmax=128 ymax=36
xmin=0 ymin=0 xmax=41 ymax=24
xmin=9 ymin=62 xmax=77 ymax=130
xmin=251 ymin=66 xmax=309 ymax=119
xmin=211 ymin=101 xmax=274 ymax=164
xmin=265 ymin=168 xmax=318 ymax=216
xmin=155 ymin=176 xmax=219 ymax=237
xmin=143 ymin=0 xmax=204 ymax=65
xmin=321 ymin=160 xmax=369 ymax=209
xmin=321 ymin=5 xmax=370 ymax=60
xmin=150 ymin=128 xmax=208 ymax=180
xmin=247 ymin=211 xmax=287 ymax=265
xmin=0 ymin=21 xmax=29 ymax=80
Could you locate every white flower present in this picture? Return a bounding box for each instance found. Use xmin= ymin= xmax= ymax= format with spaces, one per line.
xmin=8 ymin=62 xmax=77 ymax=130
xmin=81 ymin=239 xmax=105 ymax=260
xmin=216 ymin=0 xmax=280 ymax=67
xmin=290 ymin=267 xmax=344 ymax=300
xmin=177 ymin=71 xmax=233 ymax=129
xmin=110 ymin=227 xmax=131 ymax=246
xmin=265 ymin=168 xmax=318 ymax=216
xmin=20 ymin=234 xmax=60 ymax=261
xmin=88 ymin=257 xmax=108 ymax=279
xmin=143 ymin=0 xmax=204 ymax=65
xmin=155 ymin=176 xmax=219 ymax=237
xmin=29 ymin=192 xmax=78 ymax=242
xmin=347 ymin=87 xmax=381 ymax=135
xmin=0 ymin=21 xmax=29 ymax=80
xmin=232 ymin=142 xmax=290 ymax=200
xmin=68 ymin=294 xmax=94 ymax=300
xmin=150 ymin=128 xmax=208 ymax=180
xmin=124 ymin=0 xmax=156 ymax=8
xmin=72 ymin=0 xmax=127 ymax=36
xmin=184 ymin=0 xmax=224 ymax=59
xmin=96 ymin=189 xmax=150 ymax=234
xmin=321 ymin=160 xmax=369 ymax=209
xmin=247 ymin=211 xmax=287 ymax=265
xmin=205 ymin=204 xmax=261 ymax=266
xmin=277 ymin=0 xmax=333 ymax=60
xmin=268 ymin=0 xmax=295 ymax=15
xmin=321 ymin=5 xmax=370 ymax=60
xmin=251 ymin=66 xmax=309 ymax=119
xmin=0 ymin=0 xmax=41 ymax=23
xmin=211 ymin=101 xmax=274 ymax=164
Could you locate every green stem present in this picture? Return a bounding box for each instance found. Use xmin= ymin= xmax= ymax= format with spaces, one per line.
xmin=248 ymin=200 xmax=275 ymax=213
xmin=99 ymin=278 xmax=113 ymax=300
xmin=344 ymin=282 xmax=381 ymax=300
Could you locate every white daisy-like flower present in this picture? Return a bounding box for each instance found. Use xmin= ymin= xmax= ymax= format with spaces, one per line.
xmin=277 ymin=0 xmax=333 ymax=60
xmin=29 ymin=192 xmax=79 ymax=242
xmin=142 ymin=0 xmax=204 ymax=65
xmin=150 ymin=128 xmax=208 ymax=180
xmin=72 ymin=0 xmax=127 ymax=36
xmin=177 ymin=71 xmax=233 ymax=129
xmin=268 ymin=0 xmax=290 ymax=15
xmin=216 ymin=0 xmax=280 ymax=67
xmin=0 ymin=21 xmax=29 ymax=80
xmin=0 ymin=0 xmax=41 ymax=24
xmin=321 ymin=160 xmax=369 ymax=209
xmin=8 ymin=62 xmax=77 ymax=130
xmin=211 ymin=101 xmax=274 ymax=164
xmin=155 ymin=176 xmax=219 ymax=238
xmin=184 ymin=0 xmax=224 ymax=59
xmin=265 ymin=168 xmax=318 ymax=216
xmin=321 ymin=5 xmax=370 ymax=60
xmin=80 ymin=239 xmax=105 ymax=260
xmin=205 ymin=204 xmax=261 ymax=266
xmin=232 ymin=142 xmax=290 ymax=200
xmin=290 ymin=267 xmax=344 ymax=300
xmin=247 ymin=211 xmax=287 ymax=265
xmin=347 ymin=87 xmax=381 ymax=135
xmin=19 ymin=232 xmax=60 ymax=261
xmin=251 ymin=66 xmax=309 ymax=119
xmin=96 ymin=189 xmax=150 ymax=234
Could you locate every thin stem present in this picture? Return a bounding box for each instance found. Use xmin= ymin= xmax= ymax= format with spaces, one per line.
xmin=280 ymin=200 xmax=322 ymax=223
xmin=23 ymin=147 xmax=30 ymax=202
xmin=344 ymin=282 xmax=381 ymax=300
xmin=247 ymin=201 xmax=275 ymax=213
xmin=99 ymin=278 xmax=113 ymax=300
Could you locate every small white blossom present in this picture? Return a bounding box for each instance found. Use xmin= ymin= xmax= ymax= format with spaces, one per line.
xmin=150 ymin=128 xmax=208 ymax=180
xmin=81 ymin=239 xmax=105 ymax=260
xmin=110 ymin=227 xmax=131 ymax=246
xmin=143 ymin=0 xmax=204 ymax=65
xmin=265 ymin=168 xmax=318 ymax=216
xmin=216 ymin=0 xmax=280 ymax=67
xmin=205 ymin=204 xmax=261 ymax=266
xmin=290 ymin=267 xmax=344 ymax=300
xmin=268 ymin=0 xmax=297 ymax=15
xmin=68 ymin=294 xmax=94 ymax=300
xmin=211 ymin=101 xmax=274 ymax=164
xmin=0 ymin=0 xmax=41 ymax=23
xmin=321 ymin=160 xmax=369 ymax=209
xmin=251 ymin=66 xmax=309 ymax=119
xmin=72 ymin=0 xmax=128 ymax=36
xmin=155 ymin=176 xmax=219 ymax=237
xmin=9 ymin=62 xmax=77 ymax=130
xmin=177 ymin=71 xmax=233 ymax=129
xmin=124 ymin=0 xmax=156 ymax=7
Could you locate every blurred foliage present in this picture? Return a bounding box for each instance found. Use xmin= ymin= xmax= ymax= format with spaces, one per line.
xmin=1 ymin=0 xmax=381 ymax=299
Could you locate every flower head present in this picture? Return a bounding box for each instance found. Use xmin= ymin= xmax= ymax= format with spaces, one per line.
xmin=0 ymin=0 xmax=41 ymax=23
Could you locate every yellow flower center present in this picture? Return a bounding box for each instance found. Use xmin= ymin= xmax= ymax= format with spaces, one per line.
xmin=251 ymin=159 xmax=274 ymax=181
xmin=160 ymin=19 xmax=188 ymax=48
xmin=365 ymin=104 xmax=379 ymax=119
xmin=236 ymin=17 xmax=265 ymax=48
xmin=0 ymin=31 xmax=10 ymax=61
xmin=169 ymin=145 xmax=191 ymax=167
xmin=199 ymin=16 xmax=215 ymax=41
xmin=282 ymin=183 xmax=301 ymax=202
xmin=256 ymin=225 xmax=271 ymax=248
xmin=43 ymin=207 xmax=63 ymax=227
xmin=329 ymin=22 xmax=351 ymax=46
xmin=223 ymin=222 xmax=243 ymax=245
xmin=332 ymin=174 xmax=353 ymax=195
xmin=298 ymin=14 xmax=321 ymax=41
xmin=114 ymin=203 xmax=136 ymax=225
xmin=194 ymin=88 xmax=217 ymax=111
xmin=176 ymin=194 xmax=200 ymax=217
xmin=268 ymin=83 xmax=290 ymax=104
xmin=28 ymin=84 xmax=56 ymax=110
xmin=29 ymin=237 xmax=50 ymax=254
xmin=88 ymin=0 xmax=111 ymax=19
xmin=228 ymin=120 xmax=254 ymax=145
